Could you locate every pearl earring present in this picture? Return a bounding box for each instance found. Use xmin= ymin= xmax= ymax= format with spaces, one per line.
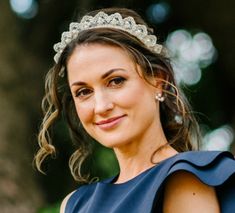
xmin=155 ymin=93 xmax=165 ymax=102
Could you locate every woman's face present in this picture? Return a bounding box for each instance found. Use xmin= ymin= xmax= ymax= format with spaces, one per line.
xmin=67 ymin=43 xmax=161 ymax=148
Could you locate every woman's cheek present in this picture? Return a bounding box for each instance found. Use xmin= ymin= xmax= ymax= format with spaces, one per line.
xmin=116 ymin=86 xmax=144 ymax=106
xmin=75 ymin=103 xmax=93 ymax=124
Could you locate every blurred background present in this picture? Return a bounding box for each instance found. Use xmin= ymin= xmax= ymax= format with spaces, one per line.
xmin=0 ymin=0 xmax=234 ymax=212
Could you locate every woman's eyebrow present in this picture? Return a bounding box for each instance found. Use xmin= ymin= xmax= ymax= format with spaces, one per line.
xmin=70 ymin=81 xmax=87 ymax=87
xmin=101 ymin=68 xmax=126 ymax=79
xmin=70 ymin=68 xmax=126 ymax=87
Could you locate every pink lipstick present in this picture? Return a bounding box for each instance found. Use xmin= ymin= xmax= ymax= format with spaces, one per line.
xmin=95 ymin=115 xmax=126 ymax=130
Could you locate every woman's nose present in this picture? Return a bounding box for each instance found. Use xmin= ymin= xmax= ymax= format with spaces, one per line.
xmin=94 ymin=92 xmax=114 ymax=115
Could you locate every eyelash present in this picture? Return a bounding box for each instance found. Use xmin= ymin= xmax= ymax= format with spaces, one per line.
xmin=108 ymin=76 xmax=126 ymax=87
xmin=75 ymin=88 xmax=92 ymax=98
xmin=74 ymin=77 xmax=126 ymax=99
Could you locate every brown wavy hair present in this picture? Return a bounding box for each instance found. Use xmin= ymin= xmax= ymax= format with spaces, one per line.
xmin=35 ymin=8 xmax=201 ymax=182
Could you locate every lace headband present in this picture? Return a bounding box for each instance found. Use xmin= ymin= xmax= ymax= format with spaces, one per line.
xmin=53 ymin=11 xmax=164 ymax=63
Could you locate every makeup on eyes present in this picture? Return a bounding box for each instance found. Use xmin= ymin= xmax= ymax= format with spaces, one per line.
xmin=70 ymin=68 xmax=127 ymax=88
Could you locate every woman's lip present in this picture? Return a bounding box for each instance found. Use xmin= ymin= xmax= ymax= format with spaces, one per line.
xmin=95 ymin=115 xmax=126 ymax=130
xmin=95 ymin=115 xmax=126 ymax=125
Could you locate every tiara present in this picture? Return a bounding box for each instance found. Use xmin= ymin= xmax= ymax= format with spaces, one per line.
xmin=53 ymin=11 xmax=163 ymax=63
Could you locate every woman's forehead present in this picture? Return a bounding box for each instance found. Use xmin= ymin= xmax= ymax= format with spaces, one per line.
xmin=67 ymin=43 xmax=135 ymax=70
xmin=66 ymin=43 xmax=139 ymax=82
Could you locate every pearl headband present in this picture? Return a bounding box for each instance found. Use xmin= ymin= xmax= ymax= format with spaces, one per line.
xmin=53 ymin=11 xmax=164 ymax=63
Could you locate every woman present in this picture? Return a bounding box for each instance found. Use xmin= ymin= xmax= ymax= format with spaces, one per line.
xmin=35 ymin=8 xmax=235 ymax=212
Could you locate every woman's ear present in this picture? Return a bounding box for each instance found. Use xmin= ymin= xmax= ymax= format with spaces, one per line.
xmin=154 ymin=69 xmax=169 ymax=90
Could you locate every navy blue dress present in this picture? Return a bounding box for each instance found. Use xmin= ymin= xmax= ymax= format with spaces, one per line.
xmin=65 ymin=151 xmax=235 ymax=212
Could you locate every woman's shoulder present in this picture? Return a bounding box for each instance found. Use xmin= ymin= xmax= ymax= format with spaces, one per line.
xmin=164 ymin=170 xmax=220 ymax=212
xmin=59 ymin=181 xmax=102 ymax=213
xmin=60 ymin=191 xmax=76 ymax=213
xmin=162 ymin=150 xmax=235 ymax=212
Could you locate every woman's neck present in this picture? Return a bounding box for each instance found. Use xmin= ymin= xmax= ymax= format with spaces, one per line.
xmin=113 ymin=128 xmax=178 ymax=184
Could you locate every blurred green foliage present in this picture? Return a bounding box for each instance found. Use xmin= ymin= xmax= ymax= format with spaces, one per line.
xmin=38 ymin=203 xmax=60 ymax=213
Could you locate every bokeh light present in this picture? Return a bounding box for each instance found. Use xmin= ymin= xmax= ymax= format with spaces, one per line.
xmin=146 ymin=2 xmax=170 ymax=24
xmin=166 ymin=29 xmax=217 ymax=85
xmin=9 ymin=0 xmax=38 ymax=19
xmin=202 ymin=125 xmax=234 ymax=151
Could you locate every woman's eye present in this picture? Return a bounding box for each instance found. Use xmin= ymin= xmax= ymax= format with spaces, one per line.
xmin=75 ymin=88 xmax=92 ymax=99
xmin=108 ymin=77 xmax=126 ymax=87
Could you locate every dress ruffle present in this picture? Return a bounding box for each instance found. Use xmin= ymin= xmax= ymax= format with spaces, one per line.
xmin=65 ymin=151 xmax=235 ymax=213
xmin=163 ymin=151 xmax=235 ymax=212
